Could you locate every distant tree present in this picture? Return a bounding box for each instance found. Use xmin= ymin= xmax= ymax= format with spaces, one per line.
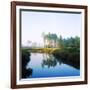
xmin=63 ymin=36 xmax=80 ymax=48
xmin=73 ymin=36 xmax=80 ymax=48
xmin=27 ymin=40 xmax=31 ymax=47
xmin=31 ymin=42 xmax=37 ymax=48
xmin=58 ymin=35 xmax=65 ymax=48
xmin=58 ymin=35 xmax=80 ymax=49
xmin=45 ymin=33 xmax=58 ymax=47
xmin=42 ymin=32 xmax=45 ymax=48
xmin=42 ymin=32 xmax=80 ymax=49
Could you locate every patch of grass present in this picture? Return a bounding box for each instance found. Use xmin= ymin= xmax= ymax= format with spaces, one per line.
xmin=22 ymin=48 xmax=60 ymax=54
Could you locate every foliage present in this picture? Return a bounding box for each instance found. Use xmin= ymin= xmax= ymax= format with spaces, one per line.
xmin=43 ymin=32 xmax=57 ymax=40
xmin=42 ymin=32 xmax=80 ymax=49
xmin=58 ymin=36 xmax=80 ymax=48
xmin=42 ymin=32 xmax=58 ymax=48
xmin=57 ymin=36 xmax=80 ymax=69
xmin=22 ymin=34 xmax=80 ymax=69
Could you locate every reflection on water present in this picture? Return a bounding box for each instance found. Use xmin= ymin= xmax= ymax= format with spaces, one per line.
xmin=21 ymin=51 xmax=33 ymax=78
xmin=42 ymin=54 xmax=80 ymax=69
xmin=42 ymin=54 xmax=62 ymax=68
xmin=22 ymin=53 xmax=80 ymax=79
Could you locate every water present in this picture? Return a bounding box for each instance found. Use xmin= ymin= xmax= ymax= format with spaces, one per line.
xmin=23 ymin=53 xmax=80 ymax=79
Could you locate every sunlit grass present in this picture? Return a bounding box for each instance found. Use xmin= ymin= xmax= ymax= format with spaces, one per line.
xmin=22 ymin=47 xmax=61 ymax=53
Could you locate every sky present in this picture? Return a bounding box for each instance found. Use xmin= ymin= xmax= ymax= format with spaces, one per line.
xmin=21 ymin=10 xmax=82 ymax=46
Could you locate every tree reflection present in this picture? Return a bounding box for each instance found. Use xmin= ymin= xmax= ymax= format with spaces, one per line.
xmin=42 ymin=54 xmax=62 ymax=68
xmin=21 ymin=50 xmax=33 ymax=78
xmin=42 ymin=53 xmax=79 ymax=69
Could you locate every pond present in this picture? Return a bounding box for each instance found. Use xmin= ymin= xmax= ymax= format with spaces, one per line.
xmin=22 ymin=53 xmax=80 ymax=79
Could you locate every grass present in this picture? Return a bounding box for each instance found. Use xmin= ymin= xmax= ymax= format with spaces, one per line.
xmin=22 ymin=47 xmax=60 ymax=54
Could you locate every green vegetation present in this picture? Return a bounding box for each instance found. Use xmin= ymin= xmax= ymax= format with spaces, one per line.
xmin=58 ymin=36 xmax=80 ymax=59
xmin=22 ymin=35 xmax=80 ymax=60
xmin=22 ymin=33 xmax=80 ymax=69
xmin=52 ymin=36 xmax=80 ymax=69
xmin=57 ymin=35 xmax=80 ymax=48
xmin=42 ymin=32 xmax=58 ymax=48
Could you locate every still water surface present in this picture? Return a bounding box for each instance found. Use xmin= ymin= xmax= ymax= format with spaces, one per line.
xmin=25 ymin=53 xmax=80 ymax=78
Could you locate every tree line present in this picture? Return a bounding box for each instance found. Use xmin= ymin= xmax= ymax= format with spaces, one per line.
xmin=42 ymin=32 xmax=80 ymax=49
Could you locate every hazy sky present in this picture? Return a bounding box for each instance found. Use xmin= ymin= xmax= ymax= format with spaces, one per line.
xmin=21 ymin=10 xmax=82 ymax=46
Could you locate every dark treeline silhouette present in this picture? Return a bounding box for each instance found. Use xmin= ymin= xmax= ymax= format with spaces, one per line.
xmin=21 ymin=50 xmax=33 ymax=78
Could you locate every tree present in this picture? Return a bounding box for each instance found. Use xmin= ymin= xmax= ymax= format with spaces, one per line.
xmin=65 ymin=36 xmax=80 ymax=48
xmin=58 ymin=35 xmax=65 ymax=48
xmin=42 ymin=32 xmax=45 ymax=48
xmin=45 ymin=33 xmax=58 ymax=47
xmin=57 ymin=35 xmax=80 ymax=49
xmin=73 ymin=36 xmax=80 ymax=48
